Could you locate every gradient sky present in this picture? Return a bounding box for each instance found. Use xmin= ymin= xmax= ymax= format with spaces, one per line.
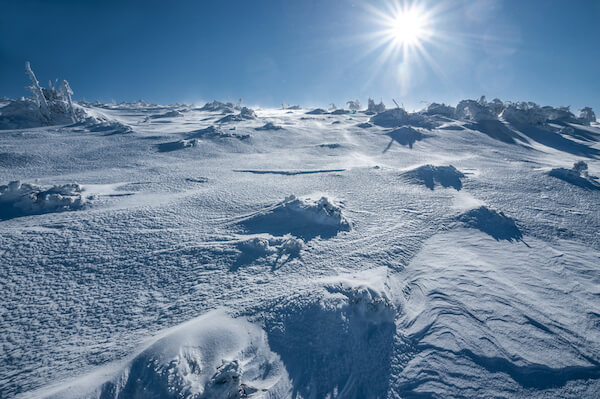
xmin=1 ymin=0 xmax=599 ymax=113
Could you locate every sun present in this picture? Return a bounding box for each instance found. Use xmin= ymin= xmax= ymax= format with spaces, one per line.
xmin=390 ymin=8 xmax=429 ymax=47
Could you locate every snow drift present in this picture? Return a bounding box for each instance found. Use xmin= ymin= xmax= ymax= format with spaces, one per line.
xmin=41 ymin=311 xmax=290 ymax=399
xmin=238 ymin=195 xmax=351 ymax=240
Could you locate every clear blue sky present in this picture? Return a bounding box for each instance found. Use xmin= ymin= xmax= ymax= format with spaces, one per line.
xmin=1 ymin=0 xmax=598 ymax=113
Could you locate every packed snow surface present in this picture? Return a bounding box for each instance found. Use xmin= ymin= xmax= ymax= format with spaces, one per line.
xmin=1 ymin=96 xmax=599 ymax=398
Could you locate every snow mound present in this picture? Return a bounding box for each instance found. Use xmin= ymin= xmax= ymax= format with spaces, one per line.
xmin=217 ymin=107 xmax=256 ymax=123
xmin=44 ymin=311 xmax=290 ymax=399
xmin=305 ymin=108 xmax=328 ymax=115
xmin=405 ymin=164 xmax=465 ymax=190
xmin=357 ymin=122 xmax=373 ymax=128
xmin=549 ymin=161 xmax=600 ymax=190
xmin=370 ymin=108 xmax=435 ymax=128
xmin=188 ymin=125 xmax=249 ymax=140
xmin=255 ymin=122 xmax=283 ymax=131
xmin=75 ymin=114 xmax=133 ymax=134
xmin=147 ymin=110 xmax=183 ymax=120
xmin=384 ymin=126 xmax=430 ymax=149
xmin=264 ymin=268 xmax=396 ymax=398
xmin=458 ymin=206 xmax=523 ymax=241
xmin=199 ymin=100 xmax=236 ymax=114
xmin=238 ymin=195 xmax=351 ymax=240
xmin=157 ymin=138 xmax=200 ymax=152
xmin=330 ymin=109 xmax=350 ymax=115
xmin=0 ymin=181 xmax=86 ymax=219
xmin=422 ymin=102 xmax=456 ymax=118
xmin=234 ymin=235 xmax=303 ymax=269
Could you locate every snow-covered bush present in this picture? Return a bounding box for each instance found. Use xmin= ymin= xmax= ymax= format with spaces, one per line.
xmin=541 ymin=105 xmax=575 ymax=122
xmin=346 ymin=99 xmax=361 ymax=111
xmin=0 ymin=181 xmax=86 ymax=218
xmin=422 ymin=102 xmax=455 ymax=118
xmin=578 ymin=107 xmax=596 ymax=125
xmin=0 ymin=62 xmax=81 ymax=129
xmin=367 ymin=98 xmax=386 ymax=114
xmin=501 ymin=102 xmax=547 ymax=125
xmin=455 ymin=100 xmax=497 ymax=122
xmin=549 ymin=161 xmax=600 ymax=190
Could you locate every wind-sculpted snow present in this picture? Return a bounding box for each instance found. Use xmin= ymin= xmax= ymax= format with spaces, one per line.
xmin=2 ymin=95 xmax=600 ymax=398
xmin=39 ymin=311 xmax=291 ymax=399
xmin=237 ymin=195 xmax=351 ymax=240
xmin=0 ymin=181 xmax=86 ymax=219
xmin=264 ymin=268 xmax=397 ymax=398
xmin=404 ymin=164 xmax=465 ymax=190
xmin=458 ymin=206 xmax=523 ymax=241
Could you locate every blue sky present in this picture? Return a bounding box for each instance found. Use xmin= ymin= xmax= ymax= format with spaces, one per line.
xmin=1 ymin=0 xmax=599 ymax=113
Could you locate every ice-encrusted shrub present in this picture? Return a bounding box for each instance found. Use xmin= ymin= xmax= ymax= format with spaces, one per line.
xmin=0 ymin=181 xmax=86 ymax=218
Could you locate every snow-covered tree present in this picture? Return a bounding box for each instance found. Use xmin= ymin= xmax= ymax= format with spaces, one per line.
xmin=346 ymin=99 xmax=360 ymax=111
xmin=367 ymin=98 xmax=386 ymax=113
xmin=25 ymin=61 xmax=50 ymax=118
xmin=578 ymin=107 xmax=596 ymax=125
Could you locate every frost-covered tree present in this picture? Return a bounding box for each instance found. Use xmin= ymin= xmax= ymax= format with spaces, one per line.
xmin=346 ymin=99 xmax=361 ymax=111
xmin=367 ymin=98 xmax=386 ymax=113
xmin=25 ymin=61 xmax=50 ymax=118
xmin=59 ymin=80 xmax=76 ymax=121
xmin=578 ymin=107 xmax=596 ymax=125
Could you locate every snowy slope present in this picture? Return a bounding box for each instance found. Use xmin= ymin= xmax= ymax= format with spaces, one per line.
xmin=1 ymin=99 xmax=599 ymax=398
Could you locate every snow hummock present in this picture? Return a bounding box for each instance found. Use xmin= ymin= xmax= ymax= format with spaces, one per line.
xmin=458 ymin=206 xmax=523 ymax=241
xmin=404 ymin=164 xmax=465 ymax=190
xmin=255 ymin=122 xmax=283 ymax=131
xmin=549 ymin=161 xmax=600 ymax=190
xmin=238 ymin=195 xmax=351 ymax=240
xmin=0 ymin=181 xmax=86 ymax=219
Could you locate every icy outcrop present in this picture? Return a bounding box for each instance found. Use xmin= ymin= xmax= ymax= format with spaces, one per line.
xmin=0 ymin=181 xmax=86 ymax=219
xmin=239 ymin=195 xmax=351 ymax=240
xmin=578 ymin=107 xmax=596 ymax=125
xmin=549 ymin=161 xmax=600 ymax=190
xmin=405 ymin=164 xmax=464 ymax=190
xmin=458 ymin=206 xmax=522 ymax=241
xmin=367 ymin=98 xmax=386 ymax=114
